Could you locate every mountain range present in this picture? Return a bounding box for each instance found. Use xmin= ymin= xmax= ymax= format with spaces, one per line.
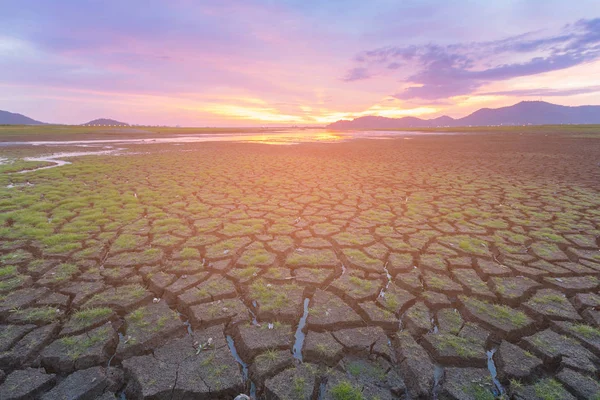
xmin=0 ymin=110 xmax=45 ymax=125
xmin=0 ymin=112 xmax=129 ymax=126
xmin=327 ymin=101 xmax=600 ymax=129
xmin=2 ymin=101 xmax=600 ymax=128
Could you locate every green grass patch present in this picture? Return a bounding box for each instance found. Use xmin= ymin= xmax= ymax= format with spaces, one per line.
xmin=329 ymin=380 xmax=364 ymax=400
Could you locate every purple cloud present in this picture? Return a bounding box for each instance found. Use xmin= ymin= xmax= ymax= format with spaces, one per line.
xmin=345 ymin=18 xmax=600 ymax=100
xmin=342 ymin=67 xmax=371 ymax=82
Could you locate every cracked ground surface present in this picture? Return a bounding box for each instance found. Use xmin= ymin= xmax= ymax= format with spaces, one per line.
xmin=0 ymin=131 xmax=600 ymax=399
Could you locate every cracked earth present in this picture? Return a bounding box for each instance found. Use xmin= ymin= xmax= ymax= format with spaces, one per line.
xmin=0 ymin=132 xmax=600 ymax=399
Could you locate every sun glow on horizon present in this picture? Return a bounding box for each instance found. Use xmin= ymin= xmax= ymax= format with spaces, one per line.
xmin=187 ymin=104 xmax=306 ymax=123
xmin=181 ymin=96 xmax=439 ymax=125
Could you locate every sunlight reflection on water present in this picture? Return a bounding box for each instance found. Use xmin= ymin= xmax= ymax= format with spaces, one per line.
xmin=1 ymin=129 xmax=451 ymax=147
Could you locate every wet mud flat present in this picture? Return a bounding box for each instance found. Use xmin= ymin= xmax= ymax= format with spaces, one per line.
xmin=0 ymin=131 xmax=599 ymax=399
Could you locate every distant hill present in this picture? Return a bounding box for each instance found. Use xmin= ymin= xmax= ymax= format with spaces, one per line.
xmin=0 ymin=110 xmax=45 ymax=125
xmin=327 ymin=101 xmax=600 ymax=129
xmin=82 ymin=118 xmax=129 ymax=126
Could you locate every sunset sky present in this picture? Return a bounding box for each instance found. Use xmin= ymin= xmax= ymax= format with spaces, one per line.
xmin=1 ymin=1 xmax=600 ymax=126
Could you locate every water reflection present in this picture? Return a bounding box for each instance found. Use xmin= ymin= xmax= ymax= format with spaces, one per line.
xmin=0 ymin=128 xmax=451 ymax=147
xmin=18 ymin=149 xmax=124 ymax=173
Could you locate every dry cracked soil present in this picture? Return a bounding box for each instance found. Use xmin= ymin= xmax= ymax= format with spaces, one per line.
xmin=0 ymin=130 xmax=600 ymax=399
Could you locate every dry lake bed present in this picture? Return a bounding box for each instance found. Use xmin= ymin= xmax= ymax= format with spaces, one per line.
xmin=0 ymin=127 xmax=599 ymax=399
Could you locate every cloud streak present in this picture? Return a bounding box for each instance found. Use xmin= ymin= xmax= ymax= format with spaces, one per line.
xmin=482 ymin=85 xmax=600 ymax=97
